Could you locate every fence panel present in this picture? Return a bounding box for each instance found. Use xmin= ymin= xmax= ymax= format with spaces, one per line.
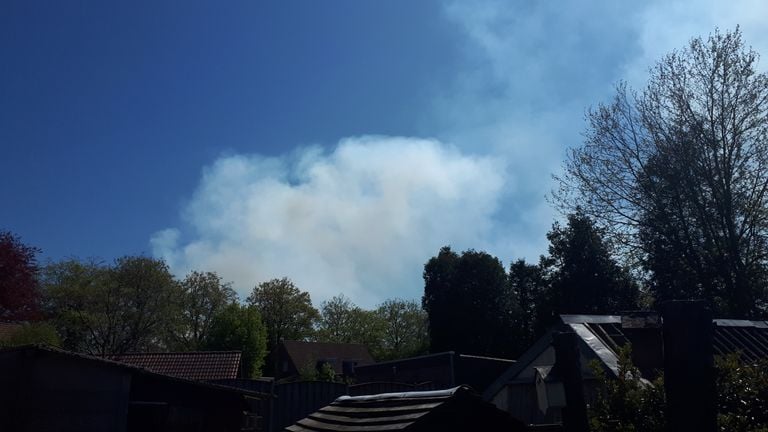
xmin=273 ymin=381 xmax=348 ymax=431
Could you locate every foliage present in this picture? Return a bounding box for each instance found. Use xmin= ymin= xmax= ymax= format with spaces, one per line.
xmin=508 ymin=258 xmax=547 ymax=351
xmin=297 ymin=360 xmax=339 ymax=382
xmin=423 ymin=247 xmax=515 ymax=357
xmin=0 ymin=322 xmax=60 ymax=348
xmin=247 ymin=277 xmax=319 ymax=345
xmin=716 ymin=353 xmax=768 ymax=431
xmin=42 ymin=257 xmax=181 ymax=355
xmin=168 ymin=271 xmax=238 ymax=350
xmin=0 ymin=230 xmax=41 ymax=321
xmin=589 ymin=347 xmax=768 ymax=431
xmin=543 ymin=212 xmax=639 ymax=320
xmin=315 ymin=294 xmax=378 ymax=343
xmin=555 ymin=28 xmax=768 ymax=318
xmin=247 ymin=277 xmax=319 ymax=374
xmin=317 ymin=361 xmax=337 ymax=382
xmin=314 ymin=295 xmax=427 ymax=361
xmin=374 ymin=298 xmax=428 ymax=361
xmin=422 ymin=246 xmax=459 ymax=353
xmin=589 ymin=345 xmax=666 ymax=432
xmin=204 ymin=303 xmax=268 ymax=378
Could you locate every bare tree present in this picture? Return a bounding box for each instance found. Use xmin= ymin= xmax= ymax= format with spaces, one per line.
xmin=555 ymin=28 xmax=768 ymax=317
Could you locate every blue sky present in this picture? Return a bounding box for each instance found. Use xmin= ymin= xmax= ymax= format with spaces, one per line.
xmin=2 ymin=1 xmax=767 ymax=307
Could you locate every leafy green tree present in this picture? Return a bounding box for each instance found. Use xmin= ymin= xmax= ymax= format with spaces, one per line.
xmin=0 ymin=322 xmax=60 ymax=348
xmin=555 ymin=28 xmax=768 ymax=318
xmin=41 ymin=259 xmax=103 ymax=351
xmin=316 ymin=294 xmax=368 ymax=343
xmin=542 ymin=212 xmax=639 ymax=324
xmin=315 ymin=295 xmax=385 ymax=353
xmin=0 ymin=230 xmax=41 ymax=321
xmin=423 ymin=247 xmax=515 ymax=357
xmin=297 ymin=359 xmax=339 ymax=382
xmin=205 ymin=303 xmax=268 ymax=378
xmin=589 ymin=345 xmax=666 ymax=432
xmin=589 ymin=348 xmax=768 ymax=431
xmin=349 ymin=308 xmax=387 ymax=357
xmin=247 ymin=277 xmax=319 ymax=344
xmin=247 ymin=277 xmax=319 ymax=373
xmin=375 ymin=298 xmax=428 ymax=360
xmin=42 ymin=257 xmax=181 ymax=355
xmin=716 ymin=353 xmax=768 ymax=431
xmin=168 ymin=271 xmax=238 ymax=350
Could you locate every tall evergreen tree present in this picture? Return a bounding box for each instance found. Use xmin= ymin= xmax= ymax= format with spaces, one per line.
xmin=508 ymin=258 xmax=547 ymax=349
xmin=542 ymin=212 xmax=639 ymax=322
xmin=423 ymin=247 xmax=514 ymax=358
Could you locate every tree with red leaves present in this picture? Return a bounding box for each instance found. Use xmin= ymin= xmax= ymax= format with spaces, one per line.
xmin=0 ymin=231 xmax=41 ymax=321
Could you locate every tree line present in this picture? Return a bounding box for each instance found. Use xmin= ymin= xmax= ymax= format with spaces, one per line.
xmin=423 ymin=28 xmax=768 ymax=359
xmin=3 ymin=28 xmax=768 ymax=375
xmin=423 ymin=210 xmax=639 ymax=358
xmin=0 ymin=232 xmax=427 ymax=377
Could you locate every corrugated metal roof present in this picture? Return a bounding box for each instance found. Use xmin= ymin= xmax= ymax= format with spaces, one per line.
xmin=286 ymin=385 xmax=525 ymax=432
xmin=560 ymin=314 xmax=622 ymax=324
xmin=568 ymin=323 xmax=621 ymax=376
xmin=562 ymin=315 xmax=768 ymax=364
xmin=712 ymin=320 xmax=768 ymax=363
xmin=109 ymin=351 xmax=241 ymax=380
xmin=286 ymin=387 xmax=462 ymax=432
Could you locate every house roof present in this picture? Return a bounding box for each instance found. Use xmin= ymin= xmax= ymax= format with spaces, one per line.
xmin=0 ymin=322 xmax=23 ymax=340
xmin=108 ymin=351 xmax=242 ymax=380
xmin=281 ymin=340 xmax=374 ymax=374
xmin=0 ymin=344 xmax=264 ymax=397
xmin=561 ymin=314 xmax=768 ymax=364
xmin=483 ymin=314 xmax=768 ymax=401
xmin=285 ymin=385 xmax=524 ymax=432
xmin=712 ymin=319 xmax=768 ymax=363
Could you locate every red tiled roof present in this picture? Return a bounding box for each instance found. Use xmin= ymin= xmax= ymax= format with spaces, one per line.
xmin=0 ymin=345 xmax=265 ymax=398
xmin=109 ymin=351 xmax=242 ymax=380
xmin=282 ymin=340 xmax=374 ymax=374
xmin=0 ymin=322 xmax=23 ymax=341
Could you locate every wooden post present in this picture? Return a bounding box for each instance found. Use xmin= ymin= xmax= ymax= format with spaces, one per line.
xmin=553 ymin=331 xmax=590 ymax=432
xmin=662 ymin=300 xmax=716 ymax=432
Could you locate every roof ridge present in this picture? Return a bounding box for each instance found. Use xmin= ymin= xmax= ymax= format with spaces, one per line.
xmin=110 ymin=350 xmax=242 ymax=355
xmin=336 ymin=386 xmax=469 ymax=402
xmin=283 ymin=340 xmax=369 ymax=346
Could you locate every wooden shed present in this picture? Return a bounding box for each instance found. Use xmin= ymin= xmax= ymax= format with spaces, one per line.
xmin=284 ymin=385 xmax=525 ymax=432
xmin=0 ymin=344 xmax=263 ymax=432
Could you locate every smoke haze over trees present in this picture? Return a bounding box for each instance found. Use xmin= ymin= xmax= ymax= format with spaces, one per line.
xmin=3 ymin=29 xmax=768 ymax=385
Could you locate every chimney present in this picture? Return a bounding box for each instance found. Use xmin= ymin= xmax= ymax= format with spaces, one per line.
xmin=620 ymin=311 xmax=663 ymax=377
